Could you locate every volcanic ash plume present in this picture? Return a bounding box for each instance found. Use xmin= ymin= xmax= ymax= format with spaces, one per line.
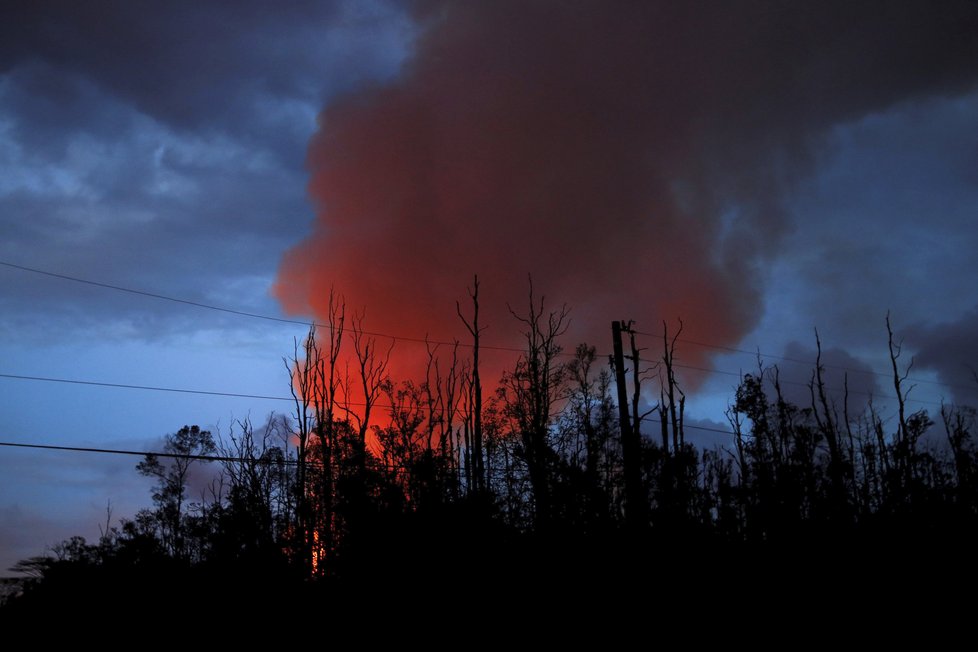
xmin=275 ymin=0 xmax=978 ymax=381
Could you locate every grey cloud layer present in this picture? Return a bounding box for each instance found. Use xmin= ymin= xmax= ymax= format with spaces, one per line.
xmin=0 ymin=1 xmax=411 ymax=340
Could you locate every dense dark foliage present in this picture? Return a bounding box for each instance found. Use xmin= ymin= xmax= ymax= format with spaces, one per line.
xmin=4 ymin=307 xmax=977 ymax=618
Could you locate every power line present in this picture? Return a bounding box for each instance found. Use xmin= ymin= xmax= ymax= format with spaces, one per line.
xmin=3 ymin=259 xmax=971 ymax=400
xmin=0 ymin=260 xmax=820 ymax=394
xmin=0 ymin=402 xmax=901 ymax=463
xmin=2 ymin=369 xmax=946 ymax=449
xmin=0 ymin=440 xmax=466 ymax=473
xmin=0 ymin=439 xmax=478 ymax=473
xmin=0 ymin=372 xmax=446 ymax=414
xmin=631 ymin=327 xmax=973 ymax=393
xmin=0 ymin=359 xmax=941 ymax=431
xmin=638 ymin=417 xmax=734 ymax=437
xmin=0 ymin=372 xmax=293 ymax=403
xmin=0 ymin=440 xmax=564 ymax=484
xmin=0 ymin=440 xmax=542 ymax=477
xmin=631 ymin=358 xmax=947 ymax=408
xmin=0 ymin=260 xmax=313 ymax=328
xmin=0 ymin=427 xmax=735 ymax=474
xmin=0 ymin=372 xmax=735 ymax=439
xmin=0 ymin=440 xmax=294 ymax=465
xmin=0 ymin=260 xmax=525 ymax=354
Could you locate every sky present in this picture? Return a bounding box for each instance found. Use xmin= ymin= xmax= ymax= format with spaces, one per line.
xmin=2 ymin=0 xmax=978 ymax=573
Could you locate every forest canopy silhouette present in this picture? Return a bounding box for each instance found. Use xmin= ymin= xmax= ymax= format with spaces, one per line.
xmin=5 ymin=293 xmax=978 ymax=614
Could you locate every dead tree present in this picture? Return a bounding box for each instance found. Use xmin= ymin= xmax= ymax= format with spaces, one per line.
xmin=503 ymin=277 xmax=569 ymax=529
xmin=285 ymin=326 xmax=315 ymax=572
xmin=612 ymin=321 xmax=655 ymax=528
xmin=284 ymin=289 xmax=346 ymax=574
xmin=809 ymin=329 xmax=848 ymax=520
xmin=457 ymin=275 xmax=487 ymax=493
xmin=660 ymin=320 xmax=686 ymax=454
xmin=887 ymin=313 xmax=916 ymax=466
xmin=439 ymin=341 xmax=464 ymax=486
xmin=421 ymin=339 xmax=447 ymax=453
xmin=347 ymin=308 xmax=393 ymax=466
xmin=423 ymin=338 xmax=464 ymax=498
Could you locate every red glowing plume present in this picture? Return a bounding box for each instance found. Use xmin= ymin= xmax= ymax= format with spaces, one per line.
xmin=275 ymin=1 xmax=969 ymax=380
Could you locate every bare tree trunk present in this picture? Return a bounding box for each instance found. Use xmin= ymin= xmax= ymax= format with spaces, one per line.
xmin=810 ymin=330 xmax=847 ymax=520
xmin=285 ymin=329 xmax=314 ymax=574
xmin=282 ymin=290 xmax=348 ymax=575
xmin=886 ymin=312 xmax=917 ymax=493
xmin=349 ymin=308 xmax=392 ymax=474
xmin=504 ymin=278 xmax=569 ymax=530
xmin=661 ymin=320 xmax=685 ymax=455
xmin=457 ymin=275 xmax=486 ymax=493
xmin=612 ymin=321 xmax=649 ymax=529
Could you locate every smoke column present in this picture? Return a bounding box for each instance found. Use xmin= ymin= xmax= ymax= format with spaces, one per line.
xmin=275 ymin=0 xmax=978 ymax=382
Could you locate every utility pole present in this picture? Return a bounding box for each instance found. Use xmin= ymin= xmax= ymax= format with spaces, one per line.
xmin=612 ymin=320 xmax=644 ymax=530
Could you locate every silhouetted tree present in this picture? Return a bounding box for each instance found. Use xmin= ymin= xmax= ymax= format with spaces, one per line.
xmin=136 ymin=425 xmax=215 ymax=560
xmin=458 ymin=275 xmax=487 ymax=493
xmin=212 ymin=415 xmax=293 ymax=566
xmin=557 ymin=343 xmax=621 ymax=529
xmin=11 ymin=306 xmax=978 ymax=615
xmin=500 ymin=279 xmax=569 ymax=529
xmin=347 ymin=308 xmax=393 ymax=463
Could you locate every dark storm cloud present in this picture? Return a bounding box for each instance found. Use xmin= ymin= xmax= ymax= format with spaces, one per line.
xmin=680 ymin=416 xmax=735 ymax=451
xmin=0 ymin=97 xmax=311 ymax=341
xmin=0 ymin=0 xmax=412 ymax=341
xmin=0 ymin=62 xmax=137 ymax=157
xmin=766 ymin=91 xmax=978 ymax=357
xmin=765 ymin=341 xmax=883 ymax=413
xmin=0 ymin=1 xmax=412 ymax=138
xmin=909 ymin=308 xmax=978 ymax=406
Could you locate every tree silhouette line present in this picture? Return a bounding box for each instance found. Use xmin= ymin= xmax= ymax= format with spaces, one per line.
xmin=4 ymin=282 xmax=978 ymax=614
